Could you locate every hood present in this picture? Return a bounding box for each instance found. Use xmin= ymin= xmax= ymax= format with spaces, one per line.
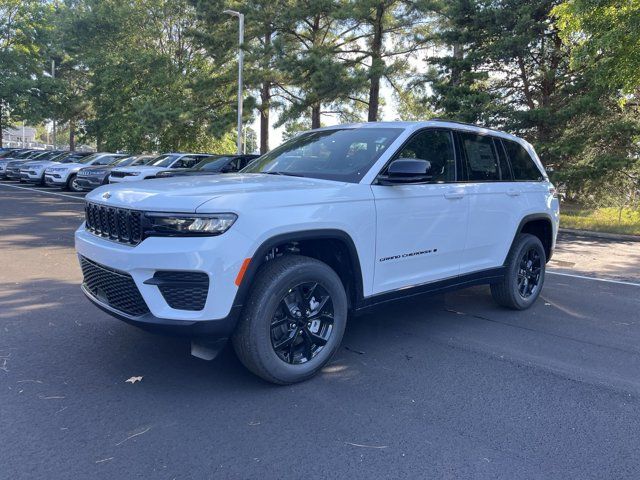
xmin=45 ymin=162 xmax=84 ymax=172
xmin=112 ymin=165 xmax=165 ymax=174
xmin=20 ymin=160 xmax=57 ymax=170
xmin=85 ymin=173 xmax=351 ymax=213
xmin=78 ymin=165 xmax=112 ymax=174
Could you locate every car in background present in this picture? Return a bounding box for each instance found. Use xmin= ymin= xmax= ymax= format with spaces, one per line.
xmin=5 ymin=150 xmax=66 ymax=181
xmin=0 ymin=150 xmax=44 ymax=179
xmin=154 ymin=154 xmax=260 ymax=178
xmin=0 ymin=148 xmax=21 ymax=158
xmin=75 ymin=154 xmax=158 ymax=191
xmin=109 ymin=153 xmax=212 ymax=183
xmin=21 ymin=151 xmax=93 ymax=185
xmin=45 ymin=152 xmax=128 ymax=191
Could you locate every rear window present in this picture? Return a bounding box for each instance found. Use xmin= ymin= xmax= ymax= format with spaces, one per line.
xmin=502 ymin=140 xmax=543 ymax=181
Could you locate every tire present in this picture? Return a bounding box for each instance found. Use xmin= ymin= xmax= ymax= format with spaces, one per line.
xmin=66 ymin=174 xmax=81 ymax=192
xmin=232 ymin=255 xmax=348 ymax=385
xmin=491 ymin=233 xmax=546 ymax=310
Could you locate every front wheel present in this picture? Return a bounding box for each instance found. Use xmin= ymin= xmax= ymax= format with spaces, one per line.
xmin=491 ymin=233 xmax=546 ymax=310
xmin=232 ymin=255 xmax=348 ymax=384
xmin=67 ymin=174 xmax=82 ymax=192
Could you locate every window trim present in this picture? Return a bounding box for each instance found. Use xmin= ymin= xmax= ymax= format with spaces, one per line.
xmin=373 ymin=127 xmax=459 ymax=185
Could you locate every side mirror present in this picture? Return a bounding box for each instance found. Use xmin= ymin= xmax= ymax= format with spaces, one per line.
xmin=379 ymin=158 xmax=433 ymax=184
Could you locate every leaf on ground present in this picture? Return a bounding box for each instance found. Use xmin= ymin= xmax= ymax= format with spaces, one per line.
xmin=125 ymin=376 xmax=143 ymax=384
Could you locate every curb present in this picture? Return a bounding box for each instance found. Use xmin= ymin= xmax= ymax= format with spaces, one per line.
xmin=559 ymin=227 xmax=640 ymax=242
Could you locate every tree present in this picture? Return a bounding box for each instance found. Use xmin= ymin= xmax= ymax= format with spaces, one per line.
xmin=554 ymin=0 xmax=640 ymax=95
xmin=0 ymin=0 xmax=53 ymax=141
xmin=66 ymin=0 xmax=237 ymax=152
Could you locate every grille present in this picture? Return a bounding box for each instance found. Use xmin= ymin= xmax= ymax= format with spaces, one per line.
xmin=80 ymin=256 xmax=149 ymax=317
xmin=148 ymin=271 xmax=209 ymax=311
xmin=110 ymin=171 xmax=126 ymax=178
xmin=85 ymin=202 xmax=143 ymax=245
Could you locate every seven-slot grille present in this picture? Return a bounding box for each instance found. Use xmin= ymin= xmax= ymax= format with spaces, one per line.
xmin=85 ymin=202 xmax=143 ymax=245
xmin=80 ymin=256 xmax=150 ymax=316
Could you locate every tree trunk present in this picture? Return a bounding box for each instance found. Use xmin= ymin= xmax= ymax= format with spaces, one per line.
xmin=451 ymin=43 xmax=463 ymax=87
xmin=0 ymin=103 xmax=3 ymax=147
xmin=260 ymin=31 xmax=272 ymax=154
xmin=69 ymin=120 xmax=76 ymax=151
xmin=367 ymin=3 xmax=385 ymax=122
xmin=311 ymin=104 xmax=321 ymax=129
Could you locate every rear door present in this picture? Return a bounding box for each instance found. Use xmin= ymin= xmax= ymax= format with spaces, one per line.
xmin=371 ymin=128 xmax=469 ymax=294
xmin=456 ymin=132 xmax=527 ymax=274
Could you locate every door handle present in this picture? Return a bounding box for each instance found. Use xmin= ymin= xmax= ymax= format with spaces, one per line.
xmin=444 ymin=190 xmax=464 ymax=200
xmin=506 ymin=189 xmax=521 ymax=197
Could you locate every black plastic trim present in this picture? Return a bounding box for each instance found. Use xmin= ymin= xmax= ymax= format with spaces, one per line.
xmin=510 ymin=213 xmax=554 ymax=263
xmin=232 ymin=229 xmax=365 ymax=310
xmin=355 ymin=267 xmax=506 ymax=311
xmin=82 ymin=284 xmax=240 ymax=338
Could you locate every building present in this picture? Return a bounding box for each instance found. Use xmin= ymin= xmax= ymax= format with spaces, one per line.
xmin=2 ymin=126 xmax=38 ymax=148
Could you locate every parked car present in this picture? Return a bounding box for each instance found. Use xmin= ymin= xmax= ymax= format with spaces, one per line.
xmin=109 ymin=153 xmax=213 ymax=183
xmin=75 ymin=154 xmax=158 ymax=191
xmin=0 ymin=150 xmax=44 ymax=179
xmin=76 ymin=120 xmax=559 ymax=384
xmin=5 ymin=150 xmax=66 ymax=181
xmin=154 ymin=154 xmax=260 ymax=178
xmin=45 ymin=152 xmax=128 ymax=191
xmin=21 ymin=151 xmax=93 ymax=185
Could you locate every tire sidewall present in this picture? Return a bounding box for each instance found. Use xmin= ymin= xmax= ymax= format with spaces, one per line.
xmin=68 ymin=174 xmax=80 ymax=192
xmin=249 ymin=261 xmax=347 ymax=383
xmin=507 ymin=235 xmax=546 ymax=309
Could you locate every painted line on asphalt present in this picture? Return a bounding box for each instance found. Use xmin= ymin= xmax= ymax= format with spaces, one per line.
xmin=0 ymin=182 xmax=85 ymax=201
xmin=548 ymin=271 xmax=640 ymax=288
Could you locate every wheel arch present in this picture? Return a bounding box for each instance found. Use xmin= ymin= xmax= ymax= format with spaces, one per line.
xmin=233 ymin=229 xmax=365 ymax=311
xmin=510 ymin=213 xmax=554 ymax=263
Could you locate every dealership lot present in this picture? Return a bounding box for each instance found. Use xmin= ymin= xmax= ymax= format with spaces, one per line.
xmin=2 ymin=181 xmax=640 ymax=479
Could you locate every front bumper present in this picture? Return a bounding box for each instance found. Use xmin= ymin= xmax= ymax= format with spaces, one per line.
xmin=44 ymin=174 xmax=68 ymax=186
xmin=75 ymin=224 xmax=253 ymax=336
xmin=21 ymin=170 xmax=45 ymax=183
xmin=75 ymin=176 xmax=105 ymax=190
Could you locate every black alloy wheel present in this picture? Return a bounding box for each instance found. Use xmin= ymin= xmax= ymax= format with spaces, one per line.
xmin=270 ymin=282 xmax=334 ymax=364
xmin=517 ymin=247 xmax=542 ymax=299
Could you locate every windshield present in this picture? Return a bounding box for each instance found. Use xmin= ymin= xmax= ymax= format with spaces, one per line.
xmin=241 ymin=128 xmax=403 ymax=183
xmin=58 ymin=153 xmax=89 ymax=163
xmin=150 ymin=154 xmax=179 ymax=167
xmin=193 ymin=156 xmax=231 ymax=171
xmin=78 ymin=153 xmax=103 ymax=164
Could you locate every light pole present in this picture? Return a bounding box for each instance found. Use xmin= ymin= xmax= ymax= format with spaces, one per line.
xmin=224 ymin=9 xmax=244 ymax=155
xmin=51 ymin=59 xmax=56 ymax=149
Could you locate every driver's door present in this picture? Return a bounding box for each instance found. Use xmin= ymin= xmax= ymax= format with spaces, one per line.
xmin=371 ymin=128 xmax=469 ymax=294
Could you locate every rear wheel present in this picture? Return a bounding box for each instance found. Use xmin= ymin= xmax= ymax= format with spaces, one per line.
xmin=232 ymin=255 xmax=348 ymax=384
xmin=491 ymin=233 xmax=546 ymax=310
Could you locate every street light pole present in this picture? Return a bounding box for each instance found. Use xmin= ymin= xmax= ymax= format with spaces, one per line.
xmin=51 ymin=59 xmax=56 ymax=149
xmin=224 ymin=10 xmax=244 ymax=155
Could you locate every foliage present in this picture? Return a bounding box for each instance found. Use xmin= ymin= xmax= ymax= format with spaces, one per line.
xmin=554 ymin=0 xmax=640 ymax=94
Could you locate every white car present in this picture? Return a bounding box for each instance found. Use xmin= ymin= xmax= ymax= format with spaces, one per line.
xmin=75 ymin=120 xmax=559 ymax=384
xmin=45 ymin=153 xmax=127 ymax=191
xmin=108 ymin=153 xmax=212 ymax=183
xmin=21 ymin=151 xmax=92 ymax=185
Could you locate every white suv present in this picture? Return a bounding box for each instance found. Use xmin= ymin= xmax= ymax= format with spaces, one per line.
xmin=45 ymin=153 xmax=127 ymax=191
xmin=108 ymin=153 xmax=212 ymax=183
xmin=75 ymin=121 xmax=559 ymax=384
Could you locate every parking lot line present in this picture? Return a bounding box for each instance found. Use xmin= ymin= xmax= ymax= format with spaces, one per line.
xmin=548 ymin=270 xmax=640 ymax=287
xmin=0 ymin=182 xmax=85 ymax=201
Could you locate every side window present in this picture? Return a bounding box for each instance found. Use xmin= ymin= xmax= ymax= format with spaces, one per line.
xmin=459 ymin=133 xmax=500 ymax=181
xmin=393 ymin=129 xmax=455 ymax=182
xmin=182 ymin=156 xmax=199 ymax=168
xmin=495 ymin=138 xmax=512 ymax=180
xmin=222 ymin=158 xmax=241 ymax=172
xmin=502 ymin=140 xmax=543 ymax=181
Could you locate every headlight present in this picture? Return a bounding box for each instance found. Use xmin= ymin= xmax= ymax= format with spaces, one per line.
xmin=127 ymin=171 xmax=141 ymax=176
xmin=145 ymin=213 xmax=237 ymax=236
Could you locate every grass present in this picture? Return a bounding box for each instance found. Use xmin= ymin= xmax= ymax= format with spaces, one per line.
xmin=560 ymin=206 xmax=640 ymax=236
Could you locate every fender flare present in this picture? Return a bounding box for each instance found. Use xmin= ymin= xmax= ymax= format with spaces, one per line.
xmin=232 ymin=229 xmax=365 ymax=309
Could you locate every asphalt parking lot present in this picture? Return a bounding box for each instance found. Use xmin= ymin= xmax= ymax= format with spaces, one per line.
xmin=2 ymin=180 xmax=640 ymax=480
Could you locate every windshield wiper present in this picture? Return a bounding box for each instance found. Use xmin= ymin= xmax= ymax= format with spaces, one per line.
xmin=261 ymin=171 xmax=305 ymax=178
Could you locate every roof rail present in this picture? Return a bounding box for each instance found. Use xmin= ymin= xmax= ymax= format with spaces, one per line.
xmin=429 ymin=118 xmax=502 ymax=132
